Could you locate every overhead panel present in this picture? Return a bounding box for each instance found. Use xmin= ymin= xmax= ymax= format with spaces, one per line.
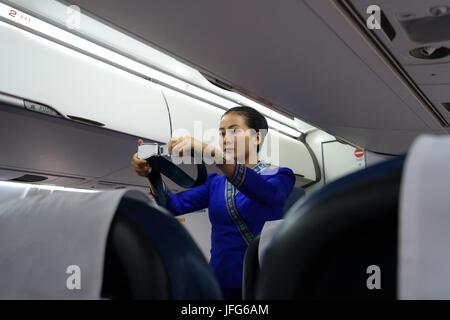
xmin=349 ymin=0 xmax=450 ymax=126
xmin=65 ymin=0 xmax=447 ymax=154
xmin=0 ymin=101 xmax=149 ymax=186
xmin=0 ymin=19 xmax=171 ymax=143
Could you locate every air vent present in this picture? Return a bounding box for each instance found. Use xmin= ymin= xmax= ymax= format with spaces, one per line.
xmin=429 ymin=5 xmax=450 ymax=17
xmin=409 ymin=46 xmax=450 ymax=60
xmin=67 ymin=115 xmax=105 ymax=127
xmin=10 ymin=174 xmax=48 ymax=183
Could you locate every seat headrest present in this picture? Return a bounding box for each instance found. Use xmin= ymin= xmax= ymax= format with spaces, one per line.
xmin=257 ymin=154 xmax=405 ymax=299
xmin=398 ymin=134 xmax=450 ymax=299
xmin=284 ymin=153 xmax=405 ymax=222
xmin=0 ymin=189 xmax=152 ymax=299
xmin=117 ymin=198 xmax=223 ymax=300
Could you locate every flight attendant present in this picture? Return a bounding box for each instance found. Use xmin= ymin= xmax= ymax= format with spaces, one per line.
xmin=131 ymin=106 xmax=296 ymax=300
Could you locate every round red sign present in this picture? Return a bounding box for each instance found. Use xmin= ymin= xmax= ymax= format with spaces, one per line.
xmin=354 ymin=148 xmax=364 ymax=158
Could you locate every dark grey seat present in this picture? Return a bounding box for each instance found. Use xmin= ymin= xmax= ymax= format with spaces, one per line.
xmin=101 ymin=197 xmax=223 ymax=300
xmin=243 ymin=187 xmax=305 ymax=300
xmin=283 ymin=187 xmax=306 ymax=213
xmin=242 ymin=235 xmax=261 ymax=300
xmin=255 ymin=155 xmax=405 ymax=299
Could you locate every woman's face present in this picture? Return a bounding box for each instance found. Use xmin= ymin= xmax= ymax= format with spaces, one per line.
xmin=219 ymin=113 xmax=260 ymax=164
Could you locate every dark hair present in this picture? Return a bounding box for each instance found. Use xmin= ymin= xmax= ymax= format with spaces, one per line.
xmin=222 ymin=106 xmax=268 ymax=152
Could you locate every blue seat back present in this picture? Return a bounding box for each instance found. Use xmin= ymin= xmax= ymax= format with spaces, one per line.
xmin=102 ymin=198 xmax=223 ymax=300
xmin=256 ymin=155 xmax=405 ymax=299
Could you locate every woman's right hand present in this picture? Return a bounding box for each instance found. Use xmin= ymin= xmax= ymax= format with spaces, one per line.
xmin=131 ymin=139 xmax=152 ymax=177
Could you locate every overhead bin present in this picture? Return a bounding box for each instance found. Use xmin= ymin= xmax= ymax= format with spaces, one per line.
xmin=0 ymin=15 xmax=318 ymax=189
xmin=161 ymin=87 xmax=223 ymax=139
xmin=162 ymin=87 xmax=318 ymax=184
xmin=259 ymin=131 xmax=317 ymax=184
xmin=0 ymin=101 xmax=151 ymax=187
xmin=0 ymin=21 xmax=171 ymax=143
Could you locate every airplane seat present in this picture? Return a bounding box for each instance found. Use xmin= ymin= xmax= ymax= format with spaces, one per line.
xmin=397 ymin=135 xmax=450 ymax=299
xmin=101 ymin=197 xmax=223 ymax=300
xmin=255 ymin=154 xmax=406 ymax=299
xmin=242 ymin=235 xmax=261 ymax=300
xmin=242 ymin=187 xmax=305 ymax=300
xmin=283 ymin=187 xmax=306 ymax=214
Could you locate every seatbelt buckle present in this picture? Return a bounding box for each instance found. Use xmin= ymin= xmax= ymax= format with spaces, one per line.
xmin=138 ymin=143 xmax=169 ymax=160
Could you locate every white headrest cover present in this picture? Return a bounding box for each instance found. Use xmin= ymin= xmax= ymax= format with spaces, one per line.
xmin=398 ymin=134 xmax=450 ymax=299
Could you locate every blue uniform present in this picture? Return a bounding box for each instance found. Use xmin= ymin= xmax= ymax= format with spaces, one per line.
xmin=164 ymin=162 xmax=296 ymax=291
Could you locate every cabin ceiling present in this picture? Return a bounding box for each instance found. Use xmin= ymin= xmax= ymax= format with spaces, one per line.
xmin=63 ymin=0 xmax=448 ymax=154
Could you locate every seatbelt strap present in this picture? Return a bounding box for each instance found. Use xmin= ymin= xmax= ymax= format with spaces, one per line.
xmin=138 ymin=143 xmax=207 ymax=208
